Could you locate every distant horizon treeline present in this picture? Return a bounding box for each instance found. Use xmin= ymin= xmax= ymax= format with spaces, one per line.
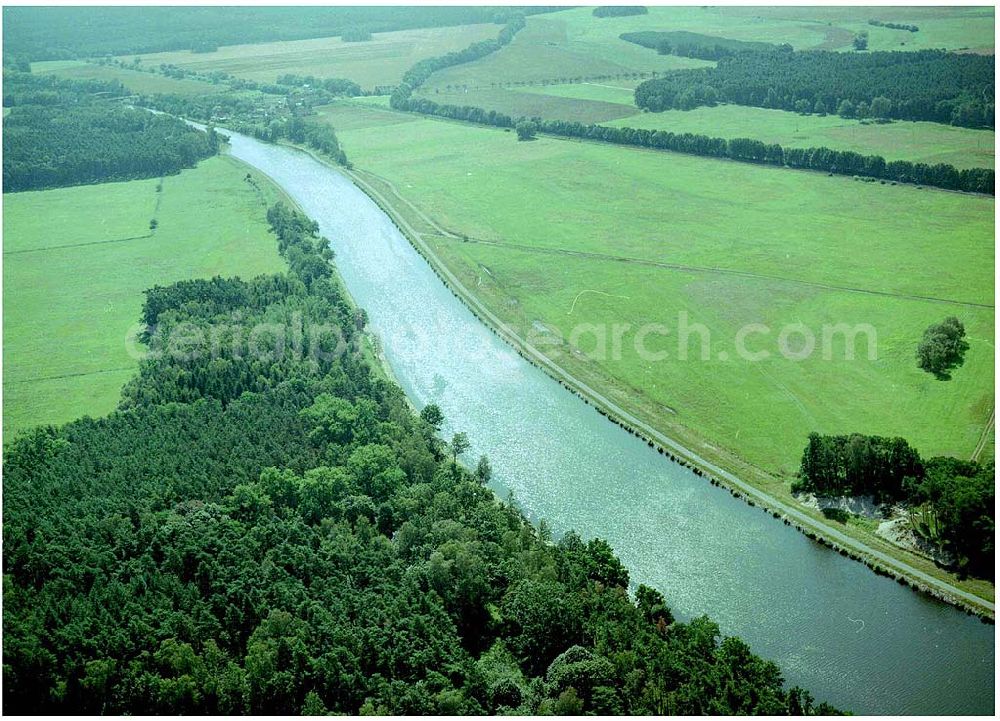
xmin=1 ymin=6 xmax=563 ymax=62
xmin=794 ymin=432 xmax=994 ymax=579
xmin=633 ymin=49 xmax=994 ymax=129
xmin=2 ymin=72 xmax=218 ymax=192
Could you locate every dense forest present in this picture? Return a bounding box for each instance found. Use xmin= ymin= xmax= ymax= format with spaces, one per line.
xmin=3 ymin=72 xmax=218 ymax=192
xmin=2 ymin=201 xmax=838 ymax=714
xmin=634 ymin=49 xmax=995 ymax=128
xmin=1 ymin=6 xmax=561 ymax=62
xmin=794 ymin=433 xmax=994 ymax=579
xmin=621 ymin=31 xmax=782 ymax=61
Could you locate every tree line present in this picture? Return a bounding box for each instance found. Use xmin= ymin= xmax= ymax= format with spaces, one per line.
xmin=794 ymin=432 xmax=993 ymax=579
xmin=3 ymin=72 xmax=218 ymax=192
xmin=633 ymin=49 xmax=994 ymax=128
xmin=391 ymin=92 xmax=994 ymax=194
xmin=390 ymin=14 xmax=526 ymax=109
xmin=136 ymin=89 xmax=350 ymax=168
xmin=3 ymin=201 xmax=839 ymax=714
xmin=593 ymin=6 xmax=648 ymax=18
xmin=275 ymin=73 xmax=362 ymax=97
xmin=2 ymin=6 xmax=561 ymax=61
xmin=621 ymin=30 xmax=783 ymax=62
xmin=868 ymin=19 xmax=919 ymax=33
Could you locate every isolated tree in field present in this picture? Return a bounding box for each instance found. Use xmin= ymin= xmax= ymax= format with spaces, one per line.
xmin=515 ymin=119 xmax=537 ymax=141
xmin=852 ymin=31 xmax=869 ymax=50
xmin=916 ymin=316 xmax=969 ymax=379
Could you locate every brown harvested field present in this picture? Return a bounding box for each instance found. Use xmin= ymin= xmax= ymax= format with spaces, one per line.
xmin=130 ymin=24 xmax=500 ymax=90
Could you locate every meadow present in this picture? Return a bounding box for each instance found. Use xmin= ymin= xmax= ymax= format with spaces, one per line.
xmin=391 ymin=6 xmax=994 ymax=171
xmin=317 ymin=102 xmax=994 ymax=478
xmin=423 ymin=6 xmax=992 ymax=94
xmin=31 ymin=59 xmax=226 ymax=96
xmin=2 ymin=155 xmax=285 ymax=438
xmin=417 ymin=86 xmax=641 ymax=125
xmin=605 ymin=105 xmax=996 ymax=169
xmin=555 ymin=5 xmax=995 ymax=53
xmin=130 ymin=24 xmax=499 ymax=90
xmin=422 ymin=16 xmax=714 ymax=92
xmin=414 ymin=81 xmax=994 ymax=169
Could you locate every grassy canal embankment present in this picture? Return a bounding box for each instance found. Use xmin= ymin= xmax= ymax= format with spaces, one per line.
xmin=299 ymin=102 xmax=995 ymax=615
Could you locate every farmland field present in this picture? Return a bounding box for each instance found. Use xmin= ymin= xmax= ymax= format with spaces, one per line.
xmin=554 ymin=5 xmax=995 ymax=53
xmin=606 ymin=105 xmax=996 ymax=169
xmin=418 ymin=80 xmax=994 ymax=169
xmin=2 ymin=155 xmax=285 ymax=438
xmin=422 ymin=16 xmax=714 ymax=92
xmin=420 ymin=7 xmax=993 ymax=93
xmin=31 ymin=59 xmax=226 ymax=95
xmin=130 ymin=24 xmax=500 ymax=90
xmin=316 ymin=102 xmax=994 ymax=478
xmin=417 ymin=86 xmax=642 ymax=124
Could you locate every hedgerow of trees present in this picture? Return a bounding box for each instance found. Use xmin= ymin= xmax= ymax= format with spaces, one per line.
xmin=794 ymin=432 xmax=993 ymax=579
xmin=390 ymin=14 xmax=527 ymax=109
xmin=621 ymin=31 xmax=783 ymax=62
xmin=593 ymin=6 xmax=647 ymax=18
xmin=869 ymin=19 xmax=919 ymax=33
xmin=390 ymin=92 xmax=994 ymax=193
xmin=633 ymin=49 xmax=994 ymax=128
xmin=3 ymin=201 xmax=840 ymax=714
xmin=2 ymin=72 xmax=218 ymax=192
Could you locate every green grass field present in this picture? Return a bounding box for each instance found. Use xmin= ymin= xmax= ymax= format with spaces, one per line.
xmin=423 ymin=79 xmax=993 ymax=170
xmin=2 ymin=155 xmax=286 ymax=438
xmin=130 ymin=24 xmax=499 ymax=90
xmin=318 ymin=102 xmax=994 ymax=479
xmin=423 ymin=16 xmax=714 ymax=92
xmin=606 ymin=105 xmax=996 ymax=170
xmin=32 ymin=59 xmax=227 ymax=96
xmin=554 ymin=5 xmax=995 ymax=53
xmin=419 ymin=86 xmax=641 ymax=124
